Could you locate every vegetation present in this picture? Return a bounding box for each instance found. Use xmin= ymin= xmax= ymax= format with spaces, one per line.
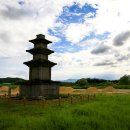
xmin=113 ymin=85 xmax=130 ymax=89
xmin=112 ymin=75 xmax=130 ymax=89
xmin=0 ymin=94 xmax=130 ymax=130
xmin=119 ymin=75 xmax=130 ymax=85
xmin=0 ymin=83 xmax=18 ymax=89
xmin=74 ymin=78 xmax=89 ymax=89
xmin=60 ymin=75 xmax=130 ymax=89
xmin=1 ymin=75 xmax=130 ymax=89
xmin=59 ymin=82 xmax=75 ymax=87
xmin=0 ymin=77 xmax=25 ymax=85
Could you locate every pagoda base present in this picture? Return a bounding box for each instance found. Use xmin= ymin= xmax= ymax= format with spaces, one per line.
xmin=20 ymin=80 xmax=59 ymax=99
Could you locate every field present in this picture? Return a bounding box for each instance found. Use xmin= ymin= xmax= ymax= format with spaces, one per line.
xmin=0 ymin=94 xmax=130 ymax=130
xmin=1 ymin=86 xmax=130 ymax=97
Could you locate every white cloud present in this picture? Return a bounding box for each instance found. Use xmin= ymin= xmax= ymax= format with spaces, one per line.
xmin=0 ymin=0 xmax=84 ymax=78
xmin=64 ymin=23 xmax=91 ymax=43
xmin=84 ymin=0 xmax=130 ymax=35
xmin=84 ymin=12 xmax=95 ymax=19
xmin=52 ymin=0 xmax=130 ymax=80
xmin=1 ymin=0 xmax=130 ymax=80
xmin=0 ymin=0 xmax=86 ymax=57
xmin=50 ymin=47 xmax=130 ymax=80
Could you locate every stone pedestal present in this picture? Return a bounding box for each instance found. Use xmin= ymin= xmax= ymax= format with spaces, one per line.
xmin=20 ymin=82 xmax=59 ymax=99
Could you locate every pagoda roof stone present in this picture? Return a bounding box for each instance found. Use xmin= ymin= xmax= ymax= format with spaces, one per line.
xmin=24 ymin=59 xmax=56 ymax=67
xmin=26 ymin=48 xmax=54 ymax=55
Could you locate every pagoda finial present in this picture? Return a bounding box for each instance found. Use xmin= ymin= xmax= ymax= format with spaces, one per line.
xmin=36 ymin=34 xmax=45 ymax=39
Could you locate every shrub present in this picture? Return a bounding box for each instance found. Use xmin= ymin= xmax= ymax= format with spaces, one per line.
xmin=75 ymin=78 xmax=89 ymax=89
xmin=119 ymin=75 xmax=130 ymax=85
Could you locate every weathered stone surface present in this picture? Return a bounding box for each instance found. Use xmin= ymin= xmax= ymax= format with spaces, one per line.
xmin=20 ymin=34 xmax=59 ymax=99
xmin=20 ymin=83 xmax=59 ymax=99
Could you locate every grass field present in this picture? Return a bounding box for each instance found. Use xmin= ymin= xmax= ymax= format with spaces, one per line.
xmin=0 ymin=94 xmax=130 ymax=130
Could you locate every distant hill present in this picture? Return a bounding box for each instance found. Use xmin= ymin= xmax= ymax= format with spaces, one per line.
xmin=62 ymin=79 xmax=78 ymax=83
xmin=0 ymin=77 xmax=26 ymax=84
xmin=61 ymin=78 xmax=119 ymax=83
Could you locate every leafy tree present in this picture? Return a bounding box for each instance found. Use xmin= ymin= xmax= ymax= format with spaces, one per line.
xmin=119 ymin=75 xmax=130 ymax=85
xmin=75 ymin=78 xmax=89 ymax=88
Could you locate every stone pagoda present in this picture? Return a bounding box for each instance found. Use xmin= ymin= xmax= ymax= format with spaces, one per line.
xmin=20 ymin=34 xmax=59 ymax=99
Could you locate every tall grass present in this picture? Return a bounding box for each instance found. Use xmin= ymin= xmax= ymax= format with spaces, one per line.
xmin=0 ymin=94 xmax=130 ymax=130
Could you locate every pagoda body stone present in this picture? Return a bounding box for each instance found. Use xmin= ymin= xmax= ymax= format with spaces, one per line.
xmin=20 ymin=34 xmax=59 ymax=99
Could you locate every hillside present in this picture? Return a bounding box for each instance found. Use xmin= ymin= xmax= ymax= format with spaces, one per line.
xmin=0 ymin=77 xmax=26 ymax=84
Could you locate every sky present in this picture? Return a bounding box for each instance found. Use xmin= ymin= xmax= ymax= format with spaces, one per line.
xmin=0 ymin=0 xmax=130 ymax=80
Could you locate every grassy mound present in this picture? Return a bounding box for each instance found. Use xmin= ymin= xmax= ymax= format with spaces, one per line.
xmin=86 ymin=87 xmax=99 ymax=93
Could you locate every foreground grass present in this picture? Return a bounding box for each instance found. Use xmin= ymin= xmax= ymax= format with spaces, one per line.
xmin=0 ymin=94 xmax=130 ymax=130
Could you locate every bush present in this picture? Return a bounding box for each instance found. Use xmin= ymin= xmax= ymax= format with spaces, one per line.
xmin=119 ymin=75 xmax=130 ymax=85
xmin=75 ymin=78 xmax=89 ymax=89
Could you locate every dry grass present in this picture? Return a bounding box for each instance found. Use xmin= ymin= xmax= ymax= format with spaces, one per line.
xmin=59 ymin=86 xmax=74 ymax=94
xmin=11 ymin=87 xmax=19 ymax=95
xmin=86 ymin=87 xmax=99 ymax=93
xmin=0 ymin=86 xmax=19 ymax=96
xmin=0 ymin=85 xmax=130 ymax=96
xmin=0 ymin=86 xmax=8 ymax=92
xmin=101 ymin=86 xmax=115 ymax=92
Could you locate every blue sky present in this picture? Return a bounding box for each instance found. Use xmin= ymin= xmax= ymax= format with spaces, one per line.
xmin=0 ymin=0 xmax=130 ymax=80
xmin=48 ymin=3 xmax=98 ymax=53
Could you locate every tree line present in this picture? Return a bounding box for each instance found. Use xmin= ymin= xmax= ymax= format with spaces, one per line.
xmin=60 ymin=75 xmax=130 ymax=89
xmin=1 ymin=75 xmax=130 ymax=89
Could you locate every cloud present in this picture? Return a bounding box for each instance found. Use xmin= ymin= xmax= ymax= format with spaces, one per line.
xmin=0 ymin=0 xmax=71 ymax=57
xmin=81 ymin=0 xmax=130 ymax=47
xmin=0 ymin=56 xmax=29 ymax=78
xmin=0 ymin=0 xmax=130 ymax=80
xmin=0 ymin=57 xmax=10 ymax=60
xmin=93 ymin=73 xmax=119 ymax=80
xmin=0 ymin=33 xmax=10 ymax=42
xmin=91 ymin=44 xmax=110 ymax=54
xmin=50 ymin=49 xmax=123 ymax=80
xmin=18 ymin=0 xmax=25 ymax=6
xmin=0 ymin=4 xmax=37 ymax=20
xmin=94 ymin=60 xmax=115 ymax=66
xmin=84 ymin=12 xmax=95 ymax=19
xmin=113 ymin=31 xmax=130 ymax=46
xmin=116 ymin=54 xmax=130 ymax=61
xmin=47 ymin=35 xmax=61 ymax=43
xmin=64 ymin=23 xmax=91 ymax=43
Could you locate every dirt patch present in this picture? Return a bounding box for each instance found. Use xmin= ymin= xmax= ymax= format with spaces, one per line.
xmin=0 ymin=86 xmax=8 ymax=92
xmin=86 ymin=87 xmax=99 ymax=93
xmin=0 ymin=86 xmax=19 ymax=96
xmin=101 ymin=86 xmax=115 ymax=92
xmin=11 ymin=87 xmax=19 ymax=95
xmin=73 ymin=89 xmax=86 ymax=94
xmin=59 ymin=87 xmax=74 ymax=94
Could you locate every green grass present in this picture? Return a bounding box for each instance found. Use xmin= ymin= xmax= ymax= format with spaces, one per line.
xmin=92 ymin=84 xmax=130 ymax=89
xmin=0 ymin=94 xmax=130 ymax=130
xmin=114 ymin=85 xmax=130 ymax=89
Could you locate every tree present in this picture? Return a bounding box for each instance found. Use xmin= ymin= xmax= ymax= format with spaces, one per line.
xmin=75 ymin=78 xmax=89 ymax=88
xmin=119 ymin=75 xmax=130 ymax=85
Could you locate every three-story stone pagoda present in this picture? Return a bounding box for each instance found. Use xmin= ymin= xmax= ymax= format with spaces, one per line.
xmin=20 ymin=34 xmax=59 ymax=99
